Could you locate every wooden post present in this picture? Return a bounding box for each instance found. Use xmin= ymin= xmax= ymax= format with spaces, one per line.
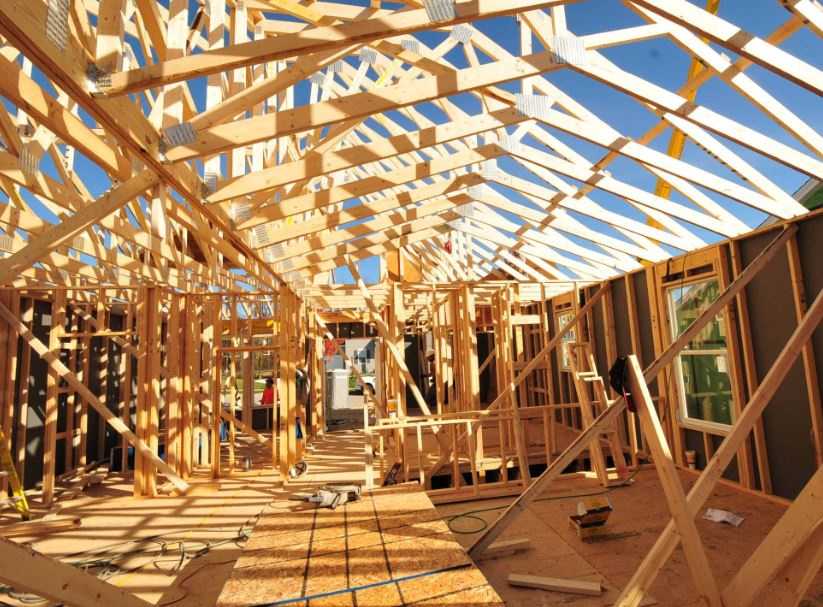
xmin=278 ymin=286 xmax=290 ymax=477
xmin=242 ymin=320 xmax=253 ymax=438
xmin=0 ymin=291 xmax=19 ymax=495
xmin=785 ymin=235 xmax=823 ymax=466
xmin=166 ymin=294 xmax=183 ymax=474
xmin=624 ymin=274 xmax=642 ymax=465
xmin=95 ymin=291 xmax=109 ymax=463
xmin=717 ymin=244 xmax=755 ymax=488
xmin=729 ymin=240 xmax=772 ymax=492
xmin=211 ymin=296 xmax=222 ymax=479
xmin=228 ymin=296 xmax=238 ymax=472
xmin=78 ymin=304 xmax=92 ymax=470
xmin=182 ymin=295 xmax=196 ymax=478
xmin=118 ymin=303 xmax=133 ymax=475
xmin=42 ymin=289 xmax=66 ymax=505
xmin=135 ymin=287 xmax=160 ymax=496
xmin=15 ymin=301 xmax=32 ymax=482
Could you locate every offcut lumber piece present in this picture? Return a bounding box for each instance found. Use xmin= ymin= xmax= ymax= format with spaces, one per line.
xmin=508 ymin=573 xmax=603 ymax=596
xmin=476 ymin=537 xmax=532 ymax=560
xmin=0 ymin=515 xmax=81 ymax=538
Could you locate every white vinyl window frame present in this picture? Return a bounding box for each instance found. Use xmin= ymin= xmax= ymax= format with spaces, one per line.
xmin=556 ymin=309 xmax=576 ymax=372
xmin=666 ymin=277 xmax=735 ymax=435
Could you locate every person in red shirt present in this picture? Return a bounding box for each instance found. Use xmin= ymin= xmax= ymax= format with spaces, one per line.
xmin=261 ymin=376 xmax=277 ymax=432
xmin=260 ymin=376 xmax=276 ymax=406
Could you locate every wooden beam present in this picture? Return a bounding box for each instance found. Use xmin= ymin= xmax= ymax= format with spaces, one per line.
xmin=624 ymin=354 xmax=722 ymax=606
xmin=0 ymin=537 xmax=152 ymax=607
xmin=467 ymin=224 xmax=796 ymax=558
xmin=102 ymin=0 xmax=577 ymax=94
xmin=0 ymin=300 xmax=189 ymax=492
xmin=613 ymin=239 xmax=823 ymax=607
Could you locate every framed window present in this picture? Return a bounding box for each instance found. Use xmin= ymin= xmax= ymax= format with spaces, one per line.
xmin=556 ymin=310 xmax=576 ymax=371
xmin=667 ymin=278 xmax=734 ymax=430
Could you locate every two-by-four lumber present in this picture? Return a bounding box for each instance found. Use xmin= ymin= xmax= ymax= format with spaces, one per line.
xmin=0 ymin=515 xmax=81 ymax=538
xmin=624 ymin=354 xmax=723 ymax=606
xmin=0 ymin=536 xmax=153 ymax=607
xmin=721 ymin=465 xmax=823 ymax=607
xmin=346 ymin=258 xmax=451 ymax=453
xmin=467 ymin=224 xmax=798 ymax=558
xmin=0 ymin=300 xmax=189 ymax=492
xmin=42 ymin=289 xmax=65 ymax=505
xmin=508 ymin=573 xmax=603 ymax=596
xmin=613 ymin=234 xmax=822 ymax=607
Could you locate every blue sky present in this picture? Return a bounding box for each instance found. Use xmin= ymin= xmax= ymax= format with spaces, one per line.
xmin=339 ymin=1 xmax=822 ymax=283
xmin=2 ymin=1 xmax=820 ymax=288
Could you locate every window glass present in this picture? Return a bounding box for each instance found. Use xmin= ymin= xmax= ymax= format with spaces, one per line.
xmin=556 ymin=310 xmax=576 ymax=370
xmin=668 ymin=279 xmax=734 ymax=427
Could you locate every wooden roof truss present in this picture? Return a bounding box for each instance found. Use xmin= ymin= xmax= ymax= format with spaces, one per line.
xmin=0 ymin=0 xmax=820 ymax=300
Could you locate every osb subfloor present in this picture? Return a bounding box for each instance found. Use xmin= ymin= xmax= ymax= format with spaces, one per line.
xmin=215 ymin=430 xmax=505 ymax=607
xmin=1 ymin=430 xmax=504 ymax=607
xmin=436 ymin=468 xmax=823 ymax=607
xmin=0 ymin=433 xmax=281 ymax=606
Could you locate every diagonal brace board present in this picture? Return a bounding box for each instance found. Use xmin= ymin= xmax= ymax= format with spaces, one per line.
xmin=467 ymin=224 xmax=798 ymax=558
xmin=624 ymin=354 xmax=723 ymax=606
xmin=721 ymin=464 xmax=823 ymax=607
xmin=0 ymin=536 xmax=152 ymax=607
xmin=0 ymin=301 xmax=189 ymax=493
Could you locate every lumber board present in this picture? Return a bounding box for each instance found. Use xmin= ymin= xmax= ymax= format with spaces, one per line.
xmin=0 ymin=536 xmax=152 ymax=607
xmin=0 ymin=516 xmax=81 ymax=538
xmin=0 ymin=301 xmax=189 ymax=493
xmin=477 ymin=538 xmax=532 ymax=560
xmin=507 ymin=573 xmax=603 ymax=596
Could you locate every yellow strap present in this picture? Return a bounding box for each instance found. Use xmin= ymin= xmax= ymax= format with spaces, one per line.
xmin=0 ymin=429 xmax=30 ymax=520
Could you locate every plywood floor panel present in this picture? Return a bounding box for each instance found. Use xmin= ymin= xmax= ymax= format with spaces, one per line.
xmin=438 ymin=468 xmax=823 ymax=606
xmin=216 ymin=431 xmax=503 ymax=607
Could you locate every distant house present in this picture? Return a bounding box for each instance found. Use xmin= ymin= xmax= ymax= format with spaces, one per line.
xmin=762 ymin=178 xmax=822 ymax=227
xmin=795 ymin=178 xmax=823 ymax=211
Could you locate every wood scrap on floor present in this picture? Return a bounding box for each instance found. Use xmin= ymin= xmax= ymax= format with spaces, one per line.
xmin=508 ymin=573 xmax=603 ymax=596
xmin=476 ymin=537 xmax=532 ymax=560
xmin=0 ymin=515 xmax=81 ymax=538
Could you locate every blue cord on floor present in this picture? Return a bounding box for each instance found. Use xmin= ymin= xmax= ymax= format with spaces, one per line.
xmin=250 ymin=562 xmax=472 ymax=606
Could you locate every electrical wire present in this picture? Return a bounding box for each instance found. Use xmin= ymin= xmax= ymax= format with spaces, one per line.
xmin=0 ymin=516 xmax=260 ymax=607
xmin=445 ymin=467 xmax=641 ymax=534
